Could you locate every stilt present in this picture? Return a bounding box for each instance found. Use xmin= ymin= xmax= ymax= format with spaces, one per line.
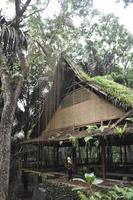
xmin=56 ymin=146 xmax=59 ymax=167
xmin=72 ymin=147 xmax=77 ymax=173
xmin=124 ymin=145 xmax=127 ymax=163
xmin=86 ymin=143 xmax=88 ymax=165
xmin=120 ymin=146 xmax=122 ymax=164
xmin=101 ymin=140 xmax=106 ymax=180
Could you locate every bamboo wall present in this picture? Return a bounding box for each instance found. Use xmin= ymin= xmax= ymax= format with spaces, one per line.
xmin=44 ymin=88 xmax=125 ymax=131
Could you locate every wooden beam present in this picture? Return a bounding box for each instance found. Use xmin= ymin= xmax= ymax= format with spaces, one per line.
xmin=112 ymin=109 xmax=133 ymax=128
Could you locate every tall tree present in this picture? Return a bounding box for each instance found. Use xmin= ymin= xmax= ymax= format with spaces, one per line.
xmin=0 ymin=0 xmax=31 ymax=199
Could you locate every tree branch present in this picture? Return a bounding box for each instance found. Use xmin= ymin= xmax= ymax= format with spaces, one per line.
xmin=9 ymin=0 xmax=32 ymax=27
xmin=20 ymin=0 xmax=32 ymax=17
xmin=24 ymin=0 xmax=51 ymax=19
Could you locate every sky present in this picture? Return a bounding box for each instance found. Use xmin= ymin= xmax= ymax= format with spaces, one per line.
xmin=93 ymin=0 xmax=133 ymax=34
xmin=0 ymin=0 xmax=133 ymax=34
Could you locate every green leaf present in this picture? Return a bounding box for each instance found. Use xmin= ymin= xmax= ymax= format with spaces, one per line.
xmin=84 ymin=173 xmax=95 ymax=185
xmin=72 ymin=186 xmax=85 ymax=192
xmin=84 ymin=136 xmax=93 ymax=143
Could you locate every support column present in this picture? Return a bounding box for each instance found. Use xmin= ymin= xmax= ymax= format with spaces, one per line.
xmin=37 ymin=145 xmax=42 ymax=169
xmin=56 ymin=146 xmax=59 ymax=167
xmin=124 ymin=145 xmax=127 ymax=163
xmin=72 ymin=147 xmax=77 ymax=173
xmin=86 ymin=144 xmax=88 ymax=165
xmin=53 ymin=146 xmax=56 ymax=170
xmin=120 ymin=146 xmax=123 ymax=164
xmin=101 ymin=139 xmax=106 ymax=180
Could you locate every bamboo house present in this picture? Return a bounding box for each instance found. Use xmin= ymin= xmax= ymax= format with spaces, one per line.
xmin=21 ymin=56 xmax=133 ymax=180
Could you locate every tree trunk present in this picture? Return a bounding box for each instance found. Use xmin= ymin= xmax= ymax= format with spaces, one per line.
xmin=0 ymin=51 xmax=25 ymax=199
xmin=0 ymin=102 xmax=14 ymax=200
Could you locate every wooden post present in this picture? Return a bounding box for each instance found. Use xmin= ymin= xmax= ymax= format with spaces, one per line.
xmin=53 ymin=146 xmax=56 ymax=170
xmin=86 ymin=143 xmax=88 ymax=165
xmin=107 ymin=146 xmax=112 ymax=164
xmin=56 ymin=146 xmax=59 ymax=167
xmin=124 ymin=145 xmax=127 ymax=163
xmin=37 ymin=145 xmax=41 ymax=169
xmin=72 ymin=147 xmax=77 ymax=173
xmin=101 ymin=140 xmax=106 ymax=180
xmin=120 ymin=146 xmax=122 ymax=164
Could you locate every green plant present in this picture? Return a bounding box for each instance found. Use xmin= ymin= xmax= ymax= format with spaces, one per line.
xmin=126 ymin=117 xmax=133 ymax=122
xmin=73 ymin=175 xmax=133 ymax=200
xmin=106 ymin=185 xmax=133 ymax=200
xmin=98 ymin=125 xmax=108 ymax=133
xmin=80 ymin=71 xmax=133 ymax=110
xmin=114 ymin=123 xmax=127 ymax=137
xmin=86 ymin=125 xmax=98 ymax=133
xmin=72 ymin=173 xmax=103 ymax=200
xmin=69 ymin=135 xmax=79 ymax=148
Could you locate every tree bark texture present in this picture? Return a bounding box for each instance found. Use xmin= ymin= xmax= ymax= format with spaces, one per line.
xmin=0 ymin=50 xmax=27 ymax=199
xmin=0 ymin=71 xmax=23 ymax=199
xmin=0 ymin=0 xmax=31 ymax=198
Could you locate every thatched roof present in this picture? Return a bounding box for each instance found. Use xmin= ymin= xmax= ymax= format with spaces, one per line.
xmin=80 ymin=71 xmax=133 ymax=110
xmin=65 ymin=57 xmax=133 ymax=111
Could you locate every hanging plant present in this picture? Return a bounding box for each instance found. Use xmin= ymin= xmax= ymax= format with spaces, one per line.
xmin=84 ymin=136 xmax=93 ymax=143
xmin=69 ymin=135 xmax=79 ymax=148
xmin=98 ymin=125 xmax=108 ymax=133
xmin=114 ymin=123 xmax=127 ymax=137
xmin=86 ymin=125 xmax=97 ymax=133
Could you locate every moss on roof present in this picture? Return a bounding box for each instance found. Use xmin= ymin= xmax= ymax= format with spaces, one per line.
xmin=80 ymin=70 xmax=133 ymax=110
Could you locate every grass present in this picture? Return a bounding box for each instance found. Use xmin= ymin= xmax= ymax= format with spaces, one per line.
xmin=80 ymin=70 xmax=133 ymax=110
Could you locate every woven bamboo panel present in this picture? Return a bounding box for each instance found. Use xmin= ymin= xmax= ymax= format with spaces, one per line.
xmin=61 ymin=88 xmax=91 ymax=108
xmin=45 ymin=89 xmax=125 ymax=131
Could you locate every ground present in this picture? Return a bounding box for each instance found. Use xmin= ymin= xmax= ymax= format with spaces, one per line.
xmin=19 ymin=172 xmax=133 ymax=200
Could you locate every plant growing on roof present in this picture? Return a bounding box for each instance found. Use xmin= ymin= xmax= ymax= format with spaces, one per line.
xmin=84 ymin=135 xmax=99 ymax=155
xmin=84 ymin=136 xmax=93 ymax=153
xmin=114 ymin=123 xmax=127 ymax=137
xmin=86 ymin=125 xmax=98 ymax=133
xmin=126 ymin=117 xmax=133 ymax=122
xmin=69 ymin=135 xmax=79 ymax=148
xmin=98 ymin=125 xmax=108 ymax=133
xmin=80 ymin=72 xmax=133 ymax=110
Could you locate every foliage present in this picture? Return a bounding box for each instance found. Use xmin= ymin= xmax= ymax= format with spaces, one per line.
xmin=111 ymin=67 xmax=133 ymax=88
xmin=84 ymin=136 xmax=93 ymax=143
xmin=73 ymin=173 xmax=133 ymax=200
xmin=80 ymin=70 xmax=133 ymax=110
xmin=79 ymin=12 xmax=133 ymax=77
xmin=69 ymin=135 xmax=79 ymax=148
xmin=98 ymin=125 xmax=108 ymax=133
xmin=72 ymin=173 xmax=103 ymax=200
xmin=86 ymin=125 xmax=97 ymax=133
xmin=126 ymin=117 xmax=133 ymax=122
xmin=114 ymin=123 xmax=127 ymax=137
